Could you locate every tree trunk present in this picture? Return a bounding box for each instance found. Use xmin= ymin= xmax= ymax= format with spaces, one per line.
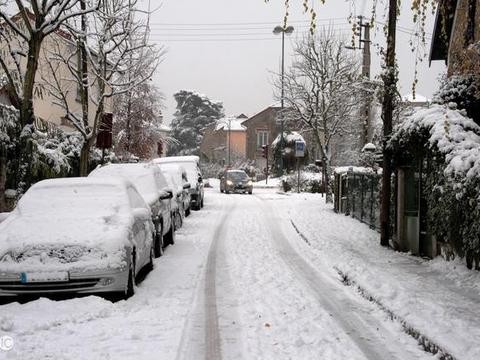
xmin=79 ymin=143 xmax=90 ymax=177
xmin=15 ymin=35 xmax=42 ymax=193
xmin=380 ymin=0 xmax=398 ymax=247
xmin=312 ymin=130 xmax=333 ymax=203
xmin=20 ymin=36 xmax=42 ymax=128
xmin=324 ymin=159 xmax=333 ymax=203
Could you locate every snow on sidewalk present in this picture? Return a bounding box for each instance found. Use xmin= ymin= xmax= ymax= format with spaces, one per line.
xmin=258 ymin=191 xmax=480 ymax=360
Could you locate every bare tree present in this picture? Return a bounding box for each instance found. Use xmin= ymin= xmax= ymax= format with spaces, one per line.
xmin=113 ymin=79 xmax=166 ymax=160
xmin=42 ymin=0 xmax=161 ymax=175
xmin=0 ymin=1 xmax=98 ymax=195
xmin=276 ymin=30 xmax=361 ymax=203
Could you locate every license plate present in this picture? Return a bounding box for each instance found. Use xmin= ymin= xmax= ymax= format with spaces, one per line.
xmin=20 ymin=271 xmax=69 ymax=283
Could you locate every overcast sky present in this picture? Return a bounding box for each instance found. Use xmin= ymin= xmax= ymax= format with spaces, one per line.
xmin=142 ymin=0 xmax=446 ymax=124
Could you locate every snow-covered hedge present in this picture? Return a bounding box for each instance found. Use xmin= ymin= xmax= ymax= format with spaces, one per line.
xmin=389 ymin=104 xmax=480 ymax=264
xmin=280 ymin=171 xmax=324 ymax=193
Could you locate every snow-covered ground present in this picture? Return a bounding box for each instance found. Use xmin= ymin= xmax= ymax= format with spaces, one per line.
xmin=1 ymin=188 xmax=478 ymax=359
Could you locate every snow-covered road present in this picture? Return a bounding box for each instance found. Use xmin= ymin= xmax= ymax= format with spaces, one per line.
xmin=0 ymin=188 xmax=452 ymax=359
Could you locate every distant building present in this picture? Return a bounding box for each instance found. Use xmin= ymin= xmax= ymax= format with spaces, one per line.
xmin=199 ymin=116 xmax=247 ymax=164
xmin=241 ymin=105 xmax=282 ymax=169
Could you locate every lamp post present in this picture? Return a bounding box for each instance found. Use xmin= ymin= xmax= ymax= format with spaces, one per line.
xmin=273 ymin=25 xmax=294 ymax=175
xmin=227 ymin=117 xmax=231 ymax=168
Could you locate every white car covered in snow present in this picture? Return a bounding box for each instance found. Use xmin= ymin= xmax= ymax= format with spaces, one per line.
xmin=156 ymin=163 xmax=192 ymax=229
xmin=152 ymin=156 xmax=204 ymax=210
xmin=0 ymin=178 xmax=154 ymax=300
xmin=89 ymin=163 xmax=175 ymax=257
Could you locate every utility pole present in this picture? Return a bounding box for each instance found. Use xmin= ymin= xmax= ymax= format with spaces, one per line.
xmin=360 ymin=16 xmax=371 ymax=145
xmin=380 ymin=0 xmax=398 ymax=247
xmin=228 ymin=118 xmax=231 ymax=167
xmin=273 ymin=25 xmax=294 ymax=175
xmin=345 ymin=16 xmax=371 ymax=146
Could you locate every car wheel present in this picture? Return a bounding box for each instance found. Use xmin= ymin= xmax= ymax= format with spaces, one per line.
xmin=185 ymin=207 xmax=191 ymax=217
xmin=248 ymin=190 xmax=253 ymax=194
xmin=125 ymin=255 xmax=136 ymax=299
xmin=154 ymin=224 xmax=164 ymax=258
xmin=164 ymin=224 xmax=175 ymax=246
xmin=146 ymin=243 xmax=154 ymax=272
xmin=200 ymin=198 xmax=204 ymax=208
xmin=176 ymin=211 xmax=183 ymax=229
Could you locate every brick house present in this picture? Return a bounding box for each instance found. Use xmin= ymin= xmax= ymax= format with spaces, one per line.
xmin=241 ymin=105 xmax=281 ymax=169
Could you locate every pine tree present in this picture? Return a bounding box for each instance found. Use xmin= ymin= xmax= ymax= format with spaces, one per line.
xmin=168 ymin=90 xmax=224 ymax=156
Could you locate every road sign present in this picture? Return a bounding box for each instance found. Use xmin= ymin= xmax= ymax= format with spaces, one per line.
xmin=295 ymin=140 xmax=305 ymax=157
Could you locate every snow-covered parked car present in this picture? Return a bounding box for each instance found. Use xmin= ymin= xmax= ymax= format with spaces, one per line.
xmin=89 ymin=163 xmax=174 ymax=257
xmin=156 ymin=163 xmax=192 ymax=229
xmin=0 ymin=178 xmax=154 ymax=300
xmin=153 ymin=156 xmax=204 ymax=210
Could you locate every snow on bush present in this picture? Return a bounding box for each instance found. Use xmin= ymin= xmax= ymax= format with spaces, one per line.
xmin=280 ymin=170 xmax=324 ymax=193
xmin=389 ymin=104 xmax=480 ymax=264
xmin=390 ymin=104 xmax=480 ymax=183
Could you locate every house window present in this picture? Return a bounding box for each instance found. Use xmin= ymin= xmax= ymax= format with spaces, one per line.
xmin=256 ymin=130 xmax=269 ymax=148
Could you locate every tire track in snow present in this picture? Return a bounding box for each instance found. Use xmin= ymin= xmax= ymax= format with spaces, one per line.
xmin=204 ymin=200 xmax=236 ymax=360
xmin=255 ymin=196 xmax=421 ymax=360
xmin=175 ymin=195 xmax=230 ymax=360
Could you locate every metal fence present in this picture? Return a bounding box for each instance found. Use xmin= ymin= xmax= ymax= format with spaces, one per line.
xmin=335 ymin=170 xmax=381 ymax=230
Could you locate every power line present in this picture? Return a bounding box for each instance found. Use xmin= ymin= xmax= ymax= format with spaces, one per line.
xmin=148 ymin=29 xmax=352 ymax=37
xmin=148 ymin=18 xmax=347 ymax=26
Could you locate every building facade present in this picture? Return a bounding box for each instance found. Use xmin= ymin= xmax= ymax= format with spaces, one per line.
xmin=241 ymin=106 xmax=281 ymax=169
xmin=199 ymin=116 xmax=247 ymax=165
xmin=0 ymin=11 xmax=112 ymax=132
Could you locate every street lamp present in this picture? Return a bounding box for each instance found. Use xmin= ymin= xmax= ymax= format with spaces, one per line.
xmin=273 ymin=25 xmax=294 ymax=175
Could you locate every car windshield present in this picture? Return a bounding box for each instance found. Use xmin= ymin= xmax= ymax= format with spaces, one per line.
xmin=227 ymin=171 xmax=248 ymax=181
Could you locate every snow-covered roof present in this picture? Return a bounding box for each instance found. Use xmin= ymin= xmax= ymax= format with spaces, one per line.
xmin=402 ymin=93 xmax=430 ymax=103
xmin=391 ymin=104 xmax=480 ymax=181
xmin=158 ymin=124 xmax=171 ymax=132
xmin=362 ymin=143 xmax=377 ymax=152
xmin=271 ymin=131 xmax=305 ymax=147
xmin=215 ymin=117 xmax=246 ymax=131
xmin=334 ymin=166 xmax=377 ymax=175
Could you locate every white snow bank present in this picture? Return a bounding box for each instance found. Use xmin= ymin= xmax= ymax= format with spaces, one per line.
xmin=269 ymin=192 xmax=480 ymax=360
xmin=0 ymin=212 xmax=9 ymax=223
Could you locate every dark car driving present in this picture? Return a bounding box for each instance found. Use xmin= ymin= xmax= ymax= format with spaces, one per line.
xmin=220 ymin=170 xmax=253 ymax=194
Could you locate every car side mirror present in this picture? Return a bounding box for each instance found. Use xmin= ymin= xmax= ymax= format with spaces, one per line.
xmin=160 ymin=189 xmax=173 ymax=200
xmin=133 ymin=208 xmax=151 ymax=221
xmin=183 ymin=182 xmax=191 ymax=189
xmin=198 ymin=176 xmax=203 ymax=183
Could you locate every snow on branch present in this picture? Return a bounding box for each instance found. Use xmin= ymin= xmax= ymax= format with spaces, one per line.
xmin=390 ymin=104 xmax=480 ymax=182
